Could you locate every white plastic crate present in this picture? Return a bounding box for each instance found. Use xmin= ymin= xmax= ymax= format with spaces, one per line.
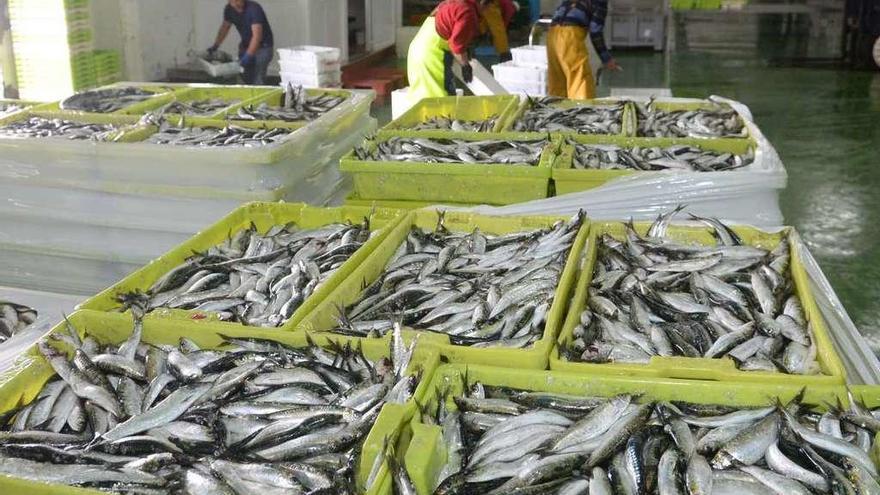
xmin=277 ymin=46 xmax=342 ymax=72
xmin=279 ymin=60 xmax=342 ymax=77
xmin=280 ymin=70 xmax=342 ymax=88
xmin=497 ymin=79 xmax=547 ymax=97
xmin=492 ymin=61 xmax=547 ymax=84
xmin=511 ymin=45 xmax=548 ymax=68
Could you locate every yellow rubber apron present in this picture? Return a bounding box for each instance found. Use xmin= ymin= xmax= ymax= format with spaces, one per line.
xmin=407 ymin=17 xmax=451 ymax=105
xmin=547 ymin=25 xmax=594 ymax=100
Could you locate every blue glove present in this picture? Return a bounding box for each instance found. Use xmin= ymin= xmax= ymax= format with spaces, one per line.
xmin=239 ymin=53 xmax=255 ymax=66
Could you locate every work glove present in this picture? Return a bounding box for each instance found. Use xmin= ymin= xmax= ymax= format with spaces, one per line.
xmin=207 ymin=45 xmax=218 ymax=55
xmin=461 ymin=63 xmax=474 ymax=84
xmin=239 ymin=52 xmax=255 ymax=67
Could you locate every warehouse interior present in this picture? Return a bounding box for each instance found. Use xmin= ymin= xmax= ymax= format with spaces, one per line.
xmin=1 ymin=0 xmax=880 ymax=493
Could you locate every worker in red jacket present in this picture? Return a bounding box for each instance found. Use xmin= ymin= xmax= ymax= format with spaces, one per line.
xmin=407 ymin=0 xmax=490 ymax=104
xmin=481 ymin=0 xmax=519 ymax=62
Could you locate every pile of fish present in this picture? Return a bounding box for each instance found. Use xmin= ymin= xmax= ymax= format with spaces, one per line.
xmin=513 ymin=97 xmax=624 ymax=134
xmin=0 ymin=101 xmax=27 ymax=118
xmin=0 ymin=317 xmax=420 ymax=494
xmin=353 ymin=136 xmax=548 ymax=166
xmin=0 ymin=302 xmax=37 ymax=344
xmin=146 ymin=123 xmax=290 ymax=147
xmin=636 ymin=102 xmax=746 ymax=138
xmin=120 ymin=220 xmax=373 ymax=327
xmin=233 ymin=84 xmax=345 ymax=122
xmin=420 ymin=378 xmax=880 ymax=495
xmin=162 ymin=98 xmax=239 ymax=116
xmin=570 ymin=141 xmax=755 ymax=172
xmin=60 ymin=87 xmax=158 ymax=113
xmin=408 ymin=116 xmax=499 ymax=133
xmin=332 ymin=212 xmax=584 ymax=348
xmin=561 ymin=207 xmax=820 ymax=375
xmin=0 ymin=117 xmax=124 ymax=141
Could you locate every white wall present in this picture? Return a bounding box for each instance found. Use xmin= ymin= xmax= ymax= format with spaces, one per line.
xmin=119 ymin=0 xmax=195 ymax=81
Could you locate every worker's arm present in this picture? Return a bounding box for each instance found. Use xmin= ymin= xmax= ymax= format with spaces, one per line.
xmin=246 ymin=24 xmax=263 ymax=56
xmin=589 ymin=0 xmax=621 ymax=70
xmin=210 ymin=21 xmax=232 ymax=51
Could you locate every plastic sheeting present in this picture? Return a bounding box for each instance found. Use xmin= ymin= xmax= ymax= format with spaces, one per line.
xmin=464 ymin=96 xmax=787 ymax=228
xmin=0 ymin=286 xmax=83 ymax=372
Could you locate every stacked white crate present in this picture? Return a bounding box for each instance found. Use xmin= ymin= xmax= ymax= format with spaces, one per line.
xmin=277 ymin=46 xmax=343 ymax=88
xmin=492 ymin=46 xmax=549 ymax=96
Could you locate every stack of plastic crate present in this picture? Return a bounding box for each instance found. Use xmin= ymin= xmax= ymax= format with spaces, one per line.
xmin=492 ymin=45 xmax=548 ymax=96
xmin=8 ymin=0 xmax=96 ymax=100
xmin=93 ymin=50 xmax=122 ymax=86
xmin=277 ymin=46 xmax=342 ymax=88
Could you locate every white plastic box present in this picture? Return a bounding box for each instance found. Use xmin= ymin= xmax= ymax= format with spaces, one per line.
xmin=277 ymin=46 xmax=342 ymax=72
xmin=498 ymin=79 xmax=547 ymax=97
xmin=511 ymin=45 xmax=548 ymax=68
xmin=492 ymin=61 xmax=547 ymax=84
xmin=280 ymin=70 xmax=342 ymax=88
xmin=279 ymin=60 xmax=343 ymax=77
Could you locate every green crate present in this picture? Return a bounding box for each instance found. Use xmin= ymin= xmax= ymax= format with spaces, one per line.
xmin=128 ymin=86 xmax=277 ymax=118
xmin=381 ymin=95 xmax=521 ymax=134
xmin=0 ymin=110 xmax=142 ymax=140
xmin=77 ymin=202 xmax=409 ymax=332
xmin=300 ymin=209 xmax=590 ymax=370
xmin=344 ymin=193 xmax=478 ymax=210
xmin=635 ymin=100 xmax=750 ymax=139
xmin=0 ymin=310 xmax=441 ymax=495
xmin=32 ymin=85 xmax=175 ymax=116
xmin=340 ymin=132 xmax=560 ymax=206
xmin=403 ymin=363 xmax=848 ymax=495
xmin=219 ymin=88 xmax=353 ymax=126
xmin=552 ymin=134 xmax=756 ymax=194
xmin=504 ymin=97 xmax=637 ymax=137
xmin=551 ymin=221 xmax=847 ymax=385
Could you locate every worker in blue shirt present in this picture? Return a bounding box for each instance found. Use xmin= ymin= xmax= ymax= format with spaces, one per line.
xmin=208 ymin=0 xmax=275 ymax=85
xmin=547 ymin=0 xmax=620 ymax=99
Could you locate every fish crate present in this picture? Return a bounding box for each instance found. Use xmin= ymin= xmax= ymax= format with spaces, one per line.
xmin=401 ymin=363 xmax=849 ymax=495
xmin=340 ymin=131 xmax=561 ymax=206
xmin=344 ymin=193 xmax=479 ymax=210
xmin=0 ymin=310 xmax=442 ymax=495
xmin=550 ymin=221 xmax=847 ymax=386
xmin=0 ymin=98 xmax=42 ymax=119
xmin=0 ymin=110 xmax=143 ymax=141
xmin=123 ymin=86 xmax=277 ymax=119
xmin=634 ymin=99 xmax=751 ymax=140
xmin=218 ymin=87 xmax=353 ymax=127
xmin=299 ymin=209 xmax=590 ymax=370
xmin=505 ymin=97 xmax=638 ymax=137
xmin=33 ymin=85 xmax=177 ymax=116
xmin=552 ymin=134 xmax=757 ymax=194
xmin=381 ymin=95 xmax=521 ymax=134
xmin=77 ymin=202 xmax=410 ymax=332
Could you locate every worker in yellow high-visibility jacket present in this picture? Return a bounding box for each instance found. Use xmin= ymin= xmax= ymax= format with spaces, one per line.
xmin=547 ymin=0 xmax=621 ymax=99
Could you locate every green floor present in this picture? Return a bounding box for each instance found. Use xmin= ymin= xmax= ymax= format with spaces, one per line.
xmin=605 ymin=51 xmax=880 ymax=352
xmin=384 ymin=50 xmax=880 ymax=351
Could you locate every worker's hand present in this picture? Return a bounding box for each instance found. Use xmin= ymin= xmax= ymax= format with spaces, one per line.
xmin=207 ymin=45 xmax=218 ymax=55
xmin=605 ymin=58 xmax=623 ymax=72
xmin=239 ymin=53 xmax=255 ymax=67
xmin=461 ymin=63 xmax=474 ymax=84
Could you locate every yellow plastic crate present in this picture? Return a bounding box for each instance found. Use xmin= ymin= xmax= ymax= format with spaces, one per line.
xmin=551 ymin=221 xmax=846 ymax=385
xmin=300 ymin=209 xmax=589 ymax=370
xmin=77 ymin=202 xmax=409 ymax=332
xmin=344 ymin=193 xmax=477 ymax=210
xmin=218 ymin=88 xmax=353 ymax=126
xmin=634 ymin=100 xmax=751 ymax=140
xmin=130 ymin=86 xmax=277 ymax=118
xmin=382 ymin=95 xmax=521 ymax=134
xmin=33 ymin=85 xmax=177 ymax=116
xmin=403 ymin=363 xmax=847 ymax=495
xmin=0 ymin=310 xmax=441 ymax=495
xmin=0 ymin=110 xmax=142 ymax=141
xmin=340 ymin=132 xmax=560 ymax=206
xmin=504 ymin=97 xmax=637 ymax=137
xmin=552 ymin=134 xmax=756 ymax=194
